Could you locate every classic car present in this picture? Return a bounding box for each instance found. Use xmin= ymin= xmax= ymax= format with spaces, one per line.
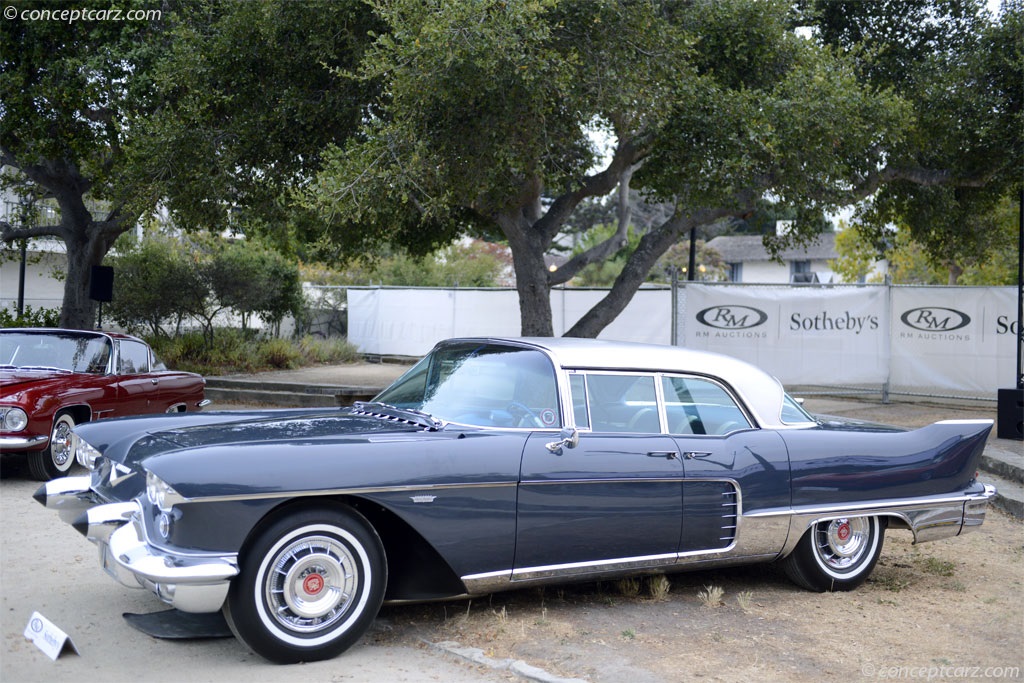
xmin=35 ymin=337 xmax=995 ymax=664
xmin=1 ymin=328 xmax=208 ymax=480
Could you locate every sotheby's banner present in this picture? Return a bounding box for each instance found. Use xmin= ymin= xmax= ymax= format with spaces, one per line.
xmin=682 ymin=285 xmax=888 ymax=385
xmin=890 ymin=287 xmax=1018 ymax=392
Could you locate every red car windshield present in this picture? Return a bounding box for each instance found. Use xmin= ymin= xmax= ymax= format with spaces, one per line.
xmin=0 ymin=332 xmax=112 ymax=374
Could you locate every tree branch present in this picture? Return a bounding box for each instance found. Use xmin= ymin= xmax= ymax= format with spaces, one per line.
xmin=533 ymin=136 xmax=646 ymax=244
xmin=549 ymin=164 xmax=636 ymax=285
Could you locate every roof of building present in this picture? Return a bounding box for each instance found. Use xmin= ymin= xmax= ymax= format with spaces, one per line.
xmin=705 ymin=232 xmax=838 ymax=262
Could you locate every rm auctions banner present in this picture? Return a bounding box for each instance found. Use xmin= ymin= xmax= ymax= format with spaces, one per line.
xmin=890 ymin=287 xmax=1017 ymax=393
xmin=682 ymin=285 xmax=888 ymax=385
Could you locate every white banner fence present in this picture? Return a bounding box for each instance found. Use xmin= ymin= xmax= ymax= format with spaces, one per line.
xmin=679 ymin=284 xmax=1019 ymax=400
xmin=342 ymin=284 xmax=1019 ymax=400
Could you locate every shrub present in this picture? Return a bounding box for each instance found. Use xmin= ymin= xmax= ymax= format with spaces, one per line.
xmin=0 ymin=304 xmax=61 ymax=328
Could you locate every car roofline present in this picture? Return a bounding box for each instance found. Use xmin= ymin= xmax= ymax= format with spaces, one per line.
xmin=435 ymin=337 xmax=798 ymax=429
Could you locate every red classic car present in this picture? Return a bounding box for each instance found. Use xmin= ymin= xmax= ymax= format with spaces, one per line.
xmin=0 ymin=328 xmax=208 ymax=480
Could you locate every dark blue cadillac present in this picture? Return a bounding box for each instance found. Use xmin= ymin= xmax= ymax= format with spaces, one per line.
xmin=35 ymin=337 xmax=995 ymax=664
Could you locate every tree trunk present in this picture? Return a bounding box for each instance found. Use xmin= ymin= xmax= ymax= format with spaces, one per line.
xmin=565 ymin=206 xmax=741 ymax=339
xmin=947 ymin=261 xmax=963 ymax=285
xmin=498 ymin=211 xmax=556 ymax=337
xmin=565 ymin=220 xmax=683 ymax=338
xmin=60 ymin=223 xmax=116 ymax=330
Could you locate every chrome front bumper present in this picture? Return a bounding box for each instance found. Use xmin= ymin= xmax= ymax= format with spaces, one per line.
xmin=0 ymin=434 xmax=48 ymax=450
xmin=35 ymin=477 xmax=238 ymax=613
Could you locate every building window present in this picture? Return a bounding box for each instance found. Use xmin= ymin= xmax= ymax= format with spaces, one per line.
xmin=727 ymin=263 xmax=743 ymax=282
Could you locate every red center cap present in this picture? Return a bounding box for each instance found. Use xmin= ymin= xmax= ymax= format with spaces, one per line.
xmin=837 ymin=523 xmax=851 ymax=541
xmin=303 ymin=574 xmax=324 ymax=595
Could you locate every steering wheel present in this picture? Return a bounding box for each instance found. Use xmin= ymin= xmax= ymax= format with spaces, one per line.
xmin=507 ymin=401 xmax=544 ymax=428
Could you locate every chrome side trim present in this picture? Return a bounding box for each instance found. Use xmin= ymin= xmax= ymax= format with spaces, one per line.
xmin=184 ymin=480 xmax=518 ymax=504
xmin=512 ymin=552 xmax=679 ymax=582
xmin=459 ymin=485 xmax=994 ymax=596
xmin=745 ymin=488 xmax=994 ymax=519
xmin=774 ymin=485 xmax=996 ymax=557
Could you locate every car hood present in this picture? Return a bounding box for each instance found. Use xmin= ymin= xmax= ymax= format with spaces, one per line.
xmin=82 ymin=407 xmax=451 ymax=503
xmin=0 ymin=370 xmax=77 ymax=393
xmin=83 ymin=407 xmax=428 ymax=471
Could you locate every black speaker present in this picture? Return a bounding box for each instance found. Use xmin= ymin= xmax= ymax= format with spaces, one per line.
xmin=997 ymin=388 xmax=1023 ymax=440
xmin=89 ymin=265 xmax=114 ymax=302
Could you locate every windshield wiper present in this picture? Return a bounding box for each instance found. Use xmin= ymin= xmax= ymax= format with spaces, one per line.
xmin=15 ymin=365 xmax=72 ymax=373
xmin=351 ymin=401 xmax=443 ymax=431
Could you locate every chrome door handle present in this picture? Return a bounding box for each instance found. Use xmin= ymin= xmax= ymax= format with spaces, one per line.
xmin=646 ymin=451 xmax=678 ymax=460
xmin=683 ymin=451 xmax=713 ymax=459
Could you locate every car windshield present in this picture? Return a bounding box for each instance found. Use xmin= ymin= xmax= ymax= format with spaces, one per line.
xmin=374 ymin=342 xmax=561 ymax=428
xmin=0 ymin=332 xmax=112 ymax=374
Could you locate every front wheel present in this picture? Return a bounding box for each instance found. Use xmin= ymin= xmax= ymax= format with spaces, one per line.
xmin=223 ymin=505 xmax=386 ymax=664
xmin=28 ymin=412 xmax=76 ymax=481
xmin=779 ymin=516 xmax=884 ymax=592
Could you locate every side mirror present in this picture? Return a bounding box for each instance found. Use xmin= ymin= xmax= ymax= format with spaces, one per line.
xmin=545 ymin=427 xmax=579 ymax=453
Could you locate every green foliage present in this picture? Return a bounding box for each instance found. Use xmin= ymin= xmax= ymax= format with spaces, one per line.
xmin=830 ymin=224 xmax=885 ymax=284
xmin=560 ymin=222 xmax=640 ymax=288
xmin=303 ymin=241 xmax=510 ymax=287
xmin=149 ymin=331 xmax=360 ymax=376
xmin=0 ymin=304 xmax=61 ymax=329
xmin=106 ymin=235 xmax=207 ymax=337
xmin=652 ymin=240 xmax=728 ymax=284
xmin=957 ymin=195 xmax=1021 ymax=286
xmin=834 ymin=193 xmax=1020 ymax=285
xmin=813 ymin=0 xmax=1023 ymax=270
xmin=208 ymin=240 xmax=303 ymax=329
xmin=107 ymin=236 xmax=304 ymax=341
xmin=131 ymin=0 xmax=380 ymax=237
xmin=1 ymin=0 xmax=170 ymax=328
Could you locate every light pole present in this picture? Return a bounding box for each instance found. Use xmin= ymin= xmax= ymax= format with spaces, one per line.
xmin=16 ymin=195 xmax=33 ymax=318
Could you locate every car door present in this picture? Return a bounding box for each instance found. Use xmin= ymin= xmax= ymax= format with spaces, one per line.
xmin=515 ymin=372 xmax=683 ymax=575
xmin=662 ymin=375 xmax=790 ymax=553
xmin=114 ymin=339 xmax=159 ymax=415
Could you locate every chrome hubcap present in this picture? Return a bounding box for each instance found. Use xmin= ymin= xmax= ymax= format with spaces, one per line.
xmin=815 ymin=517 xmax=871 ymax=571
xmin=51 ymin=419 xmax=73 ymax=468
xmin=265 ymin=536 xmax=358 ymax=633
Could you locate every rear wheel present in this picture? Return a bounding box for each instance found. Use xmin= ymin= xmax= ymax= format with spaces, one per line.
xmin=223 ymin=505 xmax=386 ymax=664
xmin=780 ymin=516 xmax=884 ymax=592
xmin=28 ymin=412 xmax=76 ymax=481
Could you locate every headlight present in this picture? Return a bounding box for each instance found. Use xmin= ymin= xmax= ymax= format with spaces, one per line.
xmin=0 ymin=407 xmax=28 ymax=432
xmin=146 ymin=471 xmax=186 ymax=513
xmin=73 ymin=434 xmax=103 ymax=470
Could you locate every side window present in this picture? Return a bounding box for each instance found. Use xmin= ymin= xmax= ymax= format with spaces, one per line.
xmin=662 ymin=376 xmax=750 ymax=435
xmin=569 ymin=374 xmax=589 ymax=428
xmin=118 ymin=341 xmax=151 ymax=374
xmin=584 ymin=374 xmax=660 ymax=434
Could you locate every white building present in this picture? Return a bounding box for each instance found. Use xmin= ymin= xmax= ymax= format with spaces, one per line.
xmin=705 ymin=228 xmax=888 ymax=284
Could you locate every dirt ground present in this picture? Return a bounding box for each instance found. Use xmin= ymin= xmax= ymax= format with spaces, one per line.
xmin=369 ymin=507 xmax=1023 ymax=682
xmin=3 ymin=379 xmax=1022 ymax=682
